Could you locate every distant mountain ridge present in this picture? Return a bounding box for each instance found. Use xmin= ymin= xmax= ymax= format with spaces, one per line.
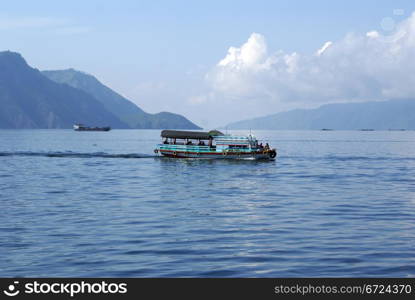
xmin=0 ymin=51 xmax=126 ymax=129
xmin=226 ymin=100 xmax=415 ymax=130
xmin=42 ymin=69 xmax=200 ymax=129
xmin=0 ymin=50 xmax=200 ymax=129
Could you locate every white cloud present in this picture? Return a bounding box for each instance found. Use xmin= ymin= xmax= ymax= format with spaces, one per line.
xmin=316 ymin=41 xmax=332 ymax=56
xmin=366 ymin=31 xmax=380 ymax=38
xmin=205 ymin=12 xmax=415 ymax=108
xmin=218 ymin=33 xmax=268 ymax=68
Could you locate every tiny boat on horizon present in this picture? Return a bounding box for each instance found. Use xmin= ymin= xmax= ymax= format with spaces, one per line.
xmin=73 ymin=123 xmax=111 ymax=131
xmin=154 ymin=130 xmax=277 ymax=160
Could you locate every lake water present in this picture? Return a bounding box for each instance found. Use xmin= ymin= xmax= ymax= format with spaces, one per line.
xmin=0 ymin=129 xmax=414 ymax=277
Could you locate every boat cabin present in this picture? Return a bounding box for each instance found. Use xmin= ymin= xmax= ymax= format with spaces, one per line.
xmin=159 ymin=130 xmax=263 ymax=153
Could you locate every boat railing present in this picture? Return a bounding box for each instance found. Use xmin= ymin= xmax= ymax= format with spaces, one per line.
xmin=223 ymin=148 xmax=256 ymax=153
xmin=158 ymin=144 xmax=257 ymax=153
xmin=158 ymin=144 xmax=213 ymax=152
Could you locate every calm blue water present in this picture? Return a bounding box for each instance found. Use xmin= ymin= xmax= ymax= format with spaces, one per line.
xmin=0 ymin=129 xmax=414 ymax=277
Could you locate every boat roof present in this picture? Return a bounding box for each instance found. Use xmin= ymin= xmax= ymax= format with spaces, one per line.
xmin=161 ymin=130 xmax=223 ymax=139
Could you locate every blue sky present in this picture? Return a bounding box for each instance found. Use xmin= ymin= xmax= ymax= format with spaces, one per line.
xmin=1 ymin=0 xmax=415 ymax=127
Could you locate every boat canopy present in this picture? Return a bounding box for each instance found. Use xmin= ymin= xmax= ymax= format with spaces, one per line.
xmin=161 ymin=130 xmax=223 ymax=140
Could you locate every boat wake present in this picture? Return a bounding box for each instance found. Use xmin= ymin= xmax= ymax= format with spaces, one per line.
xmin=0 ymin=151 xmax=156 ymax=159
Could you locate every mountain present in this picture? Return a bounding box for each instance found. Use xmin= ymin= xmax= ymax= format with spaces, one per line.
xmin=0 ymin=50 xmax=200 ymax=129
xmin=42 ymin=69 xmax=201 ymax=129
xmin=0 ymin=51 xmax=128 ymax=129
xmin=226 ymin=100 xmax=415 ymax=130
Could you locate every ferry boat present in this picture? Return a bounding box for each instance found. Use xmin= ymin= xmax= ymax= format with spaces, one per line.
xmin=154 ymin=130 xmax=277 ymax=160
xmin=73 ymin=124 xmax=111 ymax=131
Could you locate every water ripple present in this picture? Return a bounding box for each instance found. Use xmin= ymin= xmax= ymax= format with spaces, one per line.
xmin=1 ymin=129 xmax=415 ymax=277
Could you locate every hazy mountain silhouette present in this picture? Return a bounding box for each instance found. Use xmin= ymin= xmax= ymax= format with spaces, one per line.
xmin=0 ymin=51 xmax=127 ymax=129
xmin=0 ymin=50 xmax=200 ymax=129
xmin=226 ymin=100 xmax=415 ymax=130
xmin=42 ymin=69 xmax=200 ymax=129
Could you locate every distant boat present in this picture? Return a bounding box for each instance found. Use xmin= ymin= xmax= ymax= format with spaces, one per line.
xmin=360 ymin=129 xmax=375 ymax=131
xmin=321 ymin=128 xmax=333 ymax=131
xmin=73 ymin=123 xmax=111 ymax=131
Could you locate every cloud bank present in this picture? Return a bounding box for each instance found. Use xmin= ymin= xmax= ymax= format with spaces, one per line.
xmin=206 ymin=12 xmax=415 ymax=107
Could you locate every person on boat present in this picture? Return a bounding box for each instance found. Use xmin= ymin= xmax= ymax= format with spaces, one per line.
xmin=259 ymin=143 xmax=263 ymax=149
xmin=186 ymin=140 xmax=193 ymax=145
xmin=199 ymin=140 xmax=205 ymax=146
xmin=163 ymin=138 xmax=169 ymax=144
xmin=265 ymin=143 xmax=270 ymax=150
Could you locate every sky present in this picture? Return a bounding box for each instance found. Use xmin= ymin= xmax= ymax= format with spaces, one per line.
xmin=1 ymin=0 xmax=415 ymax=128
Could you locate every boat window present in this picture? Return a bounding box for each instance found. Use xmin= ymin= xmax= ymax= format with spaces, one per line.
xmin=160 ymin=137 xmax=215 ymax=147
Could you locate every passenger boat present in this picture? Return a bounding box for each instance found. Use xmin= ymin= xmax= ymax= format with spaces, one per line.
xmin=73 ymin=124 xmax=111 ymax=131
xmin=154 ymin=130 xmax=277 ymax=160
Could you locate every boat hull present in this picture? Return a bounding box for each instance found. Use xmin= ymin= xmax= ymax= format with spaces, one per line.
xmin=157 ymin=149 xmax=276 ymax=160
